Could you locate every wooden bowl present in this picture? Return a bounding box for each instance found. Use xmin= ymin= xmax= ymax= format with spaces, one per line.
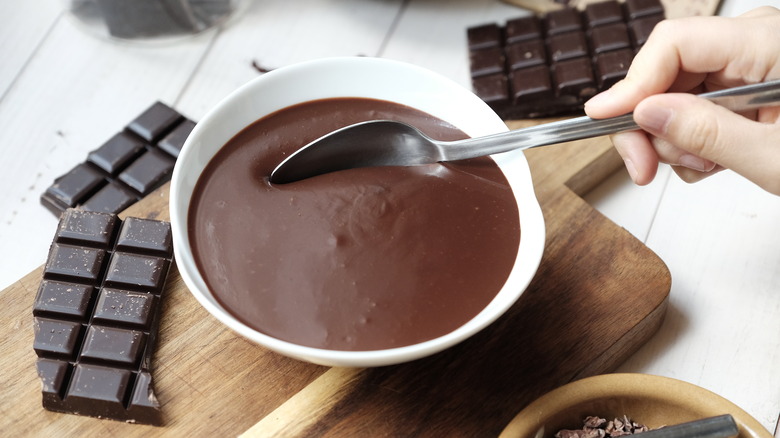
xmin=500 ymin=373 xmax=772 ymax=438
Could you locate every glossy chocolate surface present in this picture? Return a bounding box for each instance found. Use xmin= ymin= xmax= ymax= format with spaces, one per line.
xmin=188 ymin=98 xmax=521 ymax=351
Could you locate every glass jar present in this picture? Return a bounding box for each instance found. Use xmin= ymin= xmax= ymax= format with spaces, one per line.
xmin=63 ymin=0 xmax=244 ymax=43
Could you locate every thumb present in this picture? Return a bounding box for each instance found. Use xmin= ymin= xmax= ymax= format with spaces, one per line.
xmin=633 ymin=93 xmax=780 ymax=194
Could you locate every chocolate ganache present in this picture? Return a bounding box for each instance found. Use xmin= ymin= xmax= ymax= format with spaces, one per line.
xmin=188 ymin=98 xmax=520 ymax=351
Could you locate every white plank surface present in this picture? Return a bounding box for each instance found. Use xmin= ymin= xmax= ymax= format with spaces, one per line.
xmin=0 ymin=0 xmax=777 ymax=434
xmin=589 ymin=168 xmax=780 ymax=431
xmin=0 ymin=13 xmax=215 ymax=291
xmin=0 ymin=1 xmax=62 ymax=98
xmin=176 ymin=0 xmax=406 ymax=119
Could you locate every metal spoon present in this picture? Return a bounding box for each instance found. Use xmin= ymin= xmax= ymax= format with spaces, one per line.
xmin=270 ymin=80 xmax=780 ymax=184
xmin=628 ymin=414 xmax=738 ymax=438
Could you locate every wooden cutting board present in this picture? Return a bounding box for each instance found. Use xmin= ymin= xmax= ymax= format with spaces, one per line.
xmin=0 ymin=122 xmax=671 ymax=436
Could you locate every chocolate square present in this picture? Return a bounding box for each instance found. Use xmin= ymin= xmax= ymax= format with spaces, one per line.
xmin=54 ymin=208 xmax=120 ymax=248
xmin=87 ymin=132 xmax=147 ymax=176
xmin=630 ymin=14 xmax=663 ymax=47
xmin=81 ymin=182 xmax=140 ymax=214
xmin=467 ymin=23 xmax=502 ymax=50
xmin=548 ymin=31 xmax=589 ymax=62
xmin=624 ymin=0 xmax=665 ymax=20
xmin=157 ymin=118 xmax=195 ymax=158
xmin=470 ymin=47 xmax=506 ymax=77
xmin=585 ymin=0 xmax=624 ymax=27
xmin=553 ymin=57 xmax=597 ymax=99
xmin=41 ymin=163 xmax=107 ymax=215
xmin=504 ymin=16 xmax=542 ymax=44
xmin=33 ymin=281 xmax=96 ymax=321
xmin=595 ymin=48 xmax=634 ymax=89
xmin=506 ymin=39 xmax=547 ymax=70
xmin=33 ymin=318 xmax=84 ymax=360
xmin=126 ymin=101 xmax=184 ymax=143
xmin=545 ymin=8 xmax=582 ymax=35
xmin=117 ymin=149 xmax=175 ymax=196
xmin=44 ymin=244 xmax=107 ymax=284
xmin=590 ymin=22 xmax=631 ymax=55
xmin=510 ymin=66 xmax=553 ymax=104
xmin=472 ymin=73 xmax=509 ymax=106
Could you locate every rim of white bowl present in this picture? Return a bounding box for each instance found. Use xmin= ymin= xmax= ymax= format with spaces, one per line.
xmin=170 ymin=56 xmax=545 ymax=367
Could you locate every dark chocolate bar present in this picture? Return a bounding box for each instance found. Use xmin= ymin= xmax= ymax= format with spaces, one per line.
xmin=467 ymin=0 xmax=665 ymax=119
xmin=41 ymin=102 xmax=195 ymax=217
xmin=33 ymin=209 xmax=173 ymax=425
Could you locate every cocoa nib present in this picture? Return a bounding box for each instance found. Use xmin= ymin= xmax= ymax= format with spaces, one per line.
xmin=555 ymin=415 xmax=650 ymax=438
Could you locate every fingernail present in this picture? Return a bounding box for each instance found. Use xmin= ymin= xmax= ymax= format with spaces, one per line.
xmin=584 ymin=88 xmax=613 ymax=109
xmin=679 ymin=154 xmax=715 ymax=172
xmin=624 ymin=158 xmax=638 ymax=183
xmin=636 ymin=103 xmax=673 ymax=134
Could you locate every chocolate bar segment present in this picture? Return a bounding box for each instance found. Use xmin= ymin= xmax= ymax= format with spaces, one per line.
xmin=33 ymin=209 xmax=173 ymax=425
xmin=41 ymin=101 xmax=194 ymax=216
xmin=467 ymin=0 xmax=665 ymax=119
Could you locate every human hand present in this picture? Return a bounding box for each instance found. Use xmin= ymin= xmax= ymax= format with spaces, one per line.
xmin=584 ymin=6 xmax=780 ymax=195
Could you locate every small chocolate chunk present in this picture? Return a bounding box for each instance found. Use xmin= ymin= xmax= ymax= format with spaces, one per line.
xmin=33 ymin=209 xmax=173 ymax=425
xmin=41 ymin=101 xmax=192 ymax=216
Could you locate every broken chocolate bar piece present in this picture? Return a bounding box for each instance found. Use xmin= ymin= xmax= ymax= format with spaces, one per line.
xmin=41 ymin=102 xmax=194 ymax=216
xmin=466 ymin=0 xmax=665 ymax=119
xmin=33 ymin=209 xmax=173 ymax=425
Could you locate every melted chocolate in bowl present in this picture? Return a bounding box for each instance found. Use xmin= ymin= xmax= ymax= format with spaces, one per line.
xmin=188 ymin=97 xmax=520 ymax=351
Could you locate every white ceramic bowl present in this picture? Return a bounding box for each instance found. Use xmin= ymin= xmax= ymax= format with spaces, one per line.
xmin=170 ymin=57 xmax=545 ymax=367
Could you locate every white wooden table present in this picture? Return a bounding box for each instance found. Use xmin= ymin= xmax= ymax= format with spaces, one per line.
xmin=1 ymin=0 xmax=777 ymax=435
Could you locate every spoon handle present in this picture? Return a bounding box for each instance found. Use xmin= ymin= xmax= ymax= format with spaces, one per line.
xmin=632 ymin=414 xmax=738 ymax=438
xmin=446 ymin=79 xmax=780 ymax=160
